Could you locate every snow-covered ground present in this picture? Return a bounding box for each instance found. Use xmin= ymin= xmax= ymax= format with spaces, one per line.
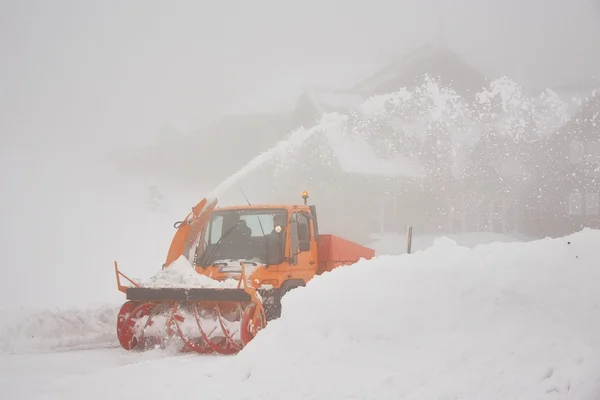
xmin=1 ymin=228 xmax=597 ymax=399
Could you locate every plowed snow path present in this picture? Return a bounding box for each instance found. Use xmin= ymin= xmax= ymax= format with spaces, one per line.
xmin=0 ymin=348 xmax=149 ymax=398
xmin=0 ymin=348 xmax=215 ymax=399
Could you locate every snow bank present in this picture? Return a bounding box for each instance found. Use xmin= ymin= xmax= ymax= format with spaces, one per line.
xmin=140 ymin=256 xmax=239 ymax=288
xmin=0 ymin=305 xmax=119 ymax=354
xmin=370 ymin=231 xmax=528 ymax=255
xmin=44 ymin=229 xmax=600 ymax=400
xmin=232 ymin=229 xmax=600 ymax=399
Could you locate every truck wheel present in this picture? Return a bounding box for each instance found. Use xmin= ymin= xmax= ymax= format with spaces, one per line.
xmin=263 ymin=280 xmax=306 ymax=321
xmin=263 ymin=289 xmax=282 ymax=321
xmin=274 ymin=280 xmax=306 ymax=319
xmin=280 ymin=279 xmax=306 ymax=297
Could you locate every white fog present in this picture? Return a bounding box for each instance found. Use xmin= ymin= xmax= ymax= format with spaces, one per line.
xmin=1 ymin=1 xmax=599 ymax=399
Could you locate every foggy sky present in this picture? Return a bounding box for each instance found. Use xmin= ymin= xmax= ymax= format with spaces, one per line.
xmin=1 ymin=0 xmax=599 ymax=152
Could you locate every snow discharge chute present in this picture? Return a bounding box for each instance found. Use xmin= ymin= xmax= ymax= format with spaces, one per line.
xmin=113 ymin=196 xmax=266 ymax=354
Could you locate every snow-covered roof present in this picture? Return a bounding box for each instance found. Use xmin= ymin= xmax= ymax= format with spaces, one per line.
xmin=350 ymin=44 xmax=487 ymax=95
xmin=293 ymin=44 xmax=488 ymax=119
xmin=324 ymin=127 xmax=427 ymax=178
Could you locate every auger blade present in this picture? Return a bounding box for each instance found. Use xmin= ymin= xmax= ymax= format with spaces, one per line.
xmin=116 ymin=301 xmax=158 ymax=350
xmin=117 ymin=288 xmax=267 ymax=354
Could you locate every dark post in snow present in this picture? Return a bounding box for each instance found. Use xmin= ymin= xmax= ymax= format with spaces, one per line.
xmin=406 ymin=225 xmax=413 ymax=254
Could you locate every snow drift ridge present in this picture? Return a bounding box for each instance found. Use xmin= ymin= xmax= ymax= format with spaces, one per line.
xmin=0 ymin=305 xmax=119 ymax=354
xmin=230 ymin=228 xmax=600 ymax=399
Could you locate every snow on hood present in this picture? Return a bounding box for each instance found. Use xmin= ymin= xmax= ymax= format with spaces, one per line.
xmin=140 ymin=255 xmax=239 ymax=289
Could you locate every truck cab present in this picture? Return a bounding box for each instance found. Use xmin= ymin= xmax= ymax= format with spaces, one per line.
xmin=189 ymin=200 xmax=321 ymax=319
xmin=114 ymin=192 xmax=374 ymax=354
xmin=165 ymin=192 xmax=373 ymax=321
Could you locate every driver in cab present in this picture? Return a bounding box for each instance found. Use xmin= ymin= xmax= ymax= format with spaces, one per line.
xmin=265 ymin=214 xmax=286 ymax=263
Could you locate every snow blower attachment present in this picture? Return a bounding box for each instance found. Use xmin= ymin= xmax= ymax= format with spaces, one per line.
xmin=114 ymin=196 xmax=265 ymax=354
xmin=114 ymin=260 xmax=265 ymax=354
xmin=114 ymin=192 xmax=375 ymax=354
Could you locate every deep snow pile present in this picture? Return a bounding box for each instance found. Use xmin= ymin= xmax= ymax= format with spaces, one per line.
xmin=140 ymin=255 xmax=239 ymax=288
xmin=44 ymin=229 xmax=600 ymax=400
xmin=231 ymin=229 xmax=600 ymax=399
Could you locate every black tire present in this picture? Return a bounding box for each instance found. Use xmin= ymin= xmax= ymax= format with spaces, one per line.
xmin=263 ymin=289 xmax=282 ymax=321
xmin=267 ymin=279 xmax=307 ymax=321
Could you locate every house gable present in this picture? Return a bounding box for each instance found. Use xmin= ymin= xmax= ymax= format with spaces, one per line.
xmin=349 ymin=44 xmax=489 ymax=97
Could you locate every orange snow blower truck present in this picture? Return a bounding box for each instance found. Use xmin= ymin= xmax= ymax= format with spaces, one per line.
xmin=114 ymin=191 xmax=374 ymax=354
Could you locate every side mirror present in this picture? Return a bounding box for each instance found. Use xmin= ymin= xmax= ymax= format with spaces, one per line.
xmin=300 ymin=211 xmax=314 ymax=220
xmin=298 ymin=240 xmax=310 ymax=252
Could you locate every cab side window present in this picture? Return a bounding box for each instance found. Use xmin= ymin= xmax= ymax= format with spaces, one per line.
xmin=297 ymin=213 xmax=310 ymax=242
xmin=294 ymin=212 xmax=312 ymax=254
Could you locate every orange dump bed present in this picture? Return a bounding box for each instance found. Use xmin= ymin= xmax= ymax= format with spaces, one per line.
xmin=316 ymin=234 xmax=375 ymax=275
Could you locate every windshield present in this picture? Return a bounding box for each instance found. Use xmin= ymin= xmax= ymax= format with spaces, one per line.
xmin=196 ymin=208 xmax=288 ymax=266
